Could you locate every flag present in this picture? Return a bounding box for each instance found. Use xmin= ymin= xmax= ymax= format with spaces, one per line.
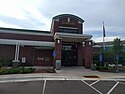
xmin=102 ymin=21 xmax=106 ymax=50
xmin=103 ymin=22 xmax=106 ymax=37
xmin=99 ymin=53 xmax=102 ymax=62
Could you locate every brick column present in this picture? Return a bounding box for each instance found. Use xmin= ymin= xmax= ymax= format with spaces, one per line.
xmin=78 ymin=43 xmax=83 ymax=66
xmin=55 ymin=39 xmax=62 ymax=60
xmin=84 ymin=40 xmax=93 ymax=68
xmin=55 ymin=39 xmax=62 ymax=69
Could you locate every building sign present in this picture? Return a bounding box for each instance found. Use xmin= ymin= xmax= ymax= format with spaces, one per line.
xmin=37 ymin=57 xmax=44 ymax=61
xmin=61 ymin=22 xmax=75 ymax=25
xmin=44 ymin=57 xmax=50 ymax=61
xmin=37 ymin=57 xmax=50 ymax=61
xmin=22 ymin=57 xmax=26 ymax=63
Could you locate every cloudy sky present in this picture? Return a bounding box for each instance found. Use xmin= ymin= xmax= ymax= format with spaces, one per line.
xmin=0 ymin=0 xmax=125 ymax=42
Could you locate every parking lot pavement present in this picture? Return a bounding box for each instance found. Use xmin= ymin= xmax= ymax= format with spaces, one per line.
xmin=90 ymin=80 xmax=117 ymax=94
xmin=45 ymin=80 xmax=98 ymax=94
xmin=111 ymin=81 xmax=125 ymax=94
xmin=0 ymin=80 xmax=125 ymax=94
xmin=0 ymin=81 xmax=44 ymax=94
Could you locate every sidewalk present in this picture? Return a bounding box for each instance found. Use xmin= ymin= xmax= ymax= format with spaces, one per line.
xmin=0 ymin=66 xmax=125 ymax=83
xmin=55 ymin=66 xmax=125 ymax=79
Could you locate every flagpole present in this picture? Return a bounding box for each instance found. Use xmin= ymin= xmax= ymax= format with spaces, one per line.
xmin=103 ymin=33 xmax=105 ymax=50
xmin=102 ymin=21 xmax=106 ymax=50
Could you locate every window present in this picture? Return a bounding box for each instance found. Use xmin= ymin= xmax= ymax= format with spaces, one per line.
xmin=59 ymin=28 xmax=78 ymax=34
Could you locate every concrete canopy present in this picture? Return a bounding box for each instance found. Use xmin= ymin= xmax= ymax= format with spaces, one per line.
xmin=0 ymin=39 xmax=55 ymax=47
xmin=54 ymin=32 xmax=92 ymax=42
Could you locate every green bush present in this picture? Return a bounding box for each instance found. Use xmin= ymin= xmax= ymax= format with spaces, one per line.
xmin=96 ymin=66 xmax=113 ymax=70
xmin=8 ymin=68 xmax=20 ymax=74
xmin=19 ymin=68 xmax=35 ymax=73
xmin=0 ymin=68 xmax=9 ymax=74
xmin=0 ymin=59 xmax=13 ymax=67
xmin=96 ymin=66 xmax=116 ymax=72
xmin=90 ymin=64 xmax=97 ymax=70
xmin=0 ymin=68 xmax=35 ymax=75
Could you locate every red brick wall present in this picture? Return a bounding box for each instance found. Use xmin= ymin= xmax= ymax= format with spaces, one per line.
xmin=34 ymin=49 xmax=53 ymax=66
xmin=20 ymin=47 xmax=53 ymax=66
xmin=0 ymin=45 xmax=15 ymax=60
xmin=52 ymin=17 xmax=83 ymax=34
xmin=19 ymin=46 xmax=34 ymax=66
xmin=84 ymin=41 xmax=93 ymax=68
xmin=59 ymin=17 xmax=78 ymax=27
xmin=78 ymin=43 xmax=84 ymax=66
xmin=0 ymin=33 xmax=53 ymax=42
xmin=52 ymin=21 xmax=59 ymax=34
xmin=0 ymin=45 xmax=53 ymax=66
xmin=55 ymin=39 xmax=62 ymax=60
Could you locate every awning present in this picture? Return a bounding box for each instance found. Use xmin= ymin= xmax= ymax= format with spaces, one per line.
xmin=0 ymin=39 xmax=55 ymax=47
xmin=54 ymin=32 xmax=92 ymax=42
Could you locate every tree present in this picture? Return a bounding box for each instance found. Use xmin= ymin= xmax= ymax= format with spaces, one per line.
xmin=93 ymin=38 xmax=124 ymax=67
xmin=111 ymin=38 xmax=123 ymax=72
xmin=112 ymin=38 xmax=123 ymax=53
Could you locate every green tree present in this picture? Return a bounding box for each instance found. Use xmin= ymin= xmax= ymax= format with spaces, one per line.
xmin=101 ymin=38 xmax=123 ymax=66
xmin=93 ymin=38 xmax=125 ymax=67
xmin=112 ymin=38 xmax=123 ymax=53
xmin=111 ymin=38 xmax=123 ymax=72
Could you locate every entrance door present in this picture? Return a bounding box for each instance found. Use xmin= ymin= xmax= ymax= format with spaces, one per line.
xmin=61 ymin=44 xmax=78 ymax=66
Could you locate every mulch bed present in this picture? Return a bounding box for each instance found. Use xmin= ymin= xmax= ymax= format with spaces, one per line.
xmin=83 ymin=76 xmax=100 ymax=78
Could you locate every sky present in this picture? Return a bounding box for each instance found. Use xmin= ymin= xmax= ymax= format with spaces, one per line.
xmin=0 ymin=0 xmax=125 ymax=42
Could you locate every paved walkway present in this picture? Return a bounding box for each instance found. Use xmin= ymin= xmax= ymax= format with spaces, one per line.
xmin=56 ymin=66 xmax=125 ymax=79
xmin=0 ymin=66 xmax=125 ymax=83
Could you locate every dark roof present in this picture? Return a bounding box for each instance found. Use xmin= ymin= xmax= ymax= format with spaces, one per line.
xmin=53 ymin=14 xmax=84 ymax=23
xmin=0 ymin=27 xmax=50 ymax=34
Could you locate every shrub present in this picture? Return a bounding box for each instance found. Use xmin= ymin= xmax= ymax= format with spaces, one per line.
xmin=0 ymin=59 xmax=13 ymax=67
xmin=19 ymin=68 xmax=35 ymax=73
xmin=96 ymin=66 xmax=115 ymax=72
xmin=90 ymin=64 xmax=97 ymax=70
xmin=8 ymin=68 xmax=20 ymax=74
xmin=96 ymin=66 xmax=112 ymax=70
xmin=0 ymin=67 xmax=35 ymax=75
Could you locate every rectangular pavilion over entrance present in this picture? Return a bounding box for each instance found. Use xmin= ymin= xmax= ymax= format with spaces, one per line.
xmin=51 ymin=14 xmax=93 ymax=68
xmin=0 ymin=14 xmax=93 ymax=68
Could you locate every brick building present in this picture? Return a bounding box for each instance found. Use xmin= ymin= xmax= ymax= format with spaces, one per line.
xmin=0 ymin=14 xmax=93 ymax=68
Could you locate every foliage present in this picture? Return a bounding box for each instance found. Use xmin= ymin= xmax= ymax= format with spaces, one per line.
xmin=0 ymin=59 xmax=13 ymax=67
xmin=112 ymin=38 xmax=123 ymax=53
xmin=111 ymin=38 xmax=125 ymax=65
xmin=0 ymin=67 xmax=35 ymax=75
xmin=93 ymin=53 xmax=100 ymax=66
xmin=93 ymin=38 xmax=125 ymax=73
xmin=96 ymin=66 xmax=114 ymax=71
xmin=90 ymin=63 xmax=97 ymax=70
xmin=93 ymin=38 xmax=125 ymax=66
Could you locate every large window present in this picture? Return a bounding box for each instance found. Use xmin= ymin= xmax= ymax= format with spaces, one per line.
xmin=59 ymin=28 xmax=78 ymax=34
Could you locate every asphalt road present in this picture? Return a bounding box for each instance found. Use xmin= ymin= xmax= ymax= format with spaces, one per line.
xmin=0 ymin=80 xmax=125 ymax=94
